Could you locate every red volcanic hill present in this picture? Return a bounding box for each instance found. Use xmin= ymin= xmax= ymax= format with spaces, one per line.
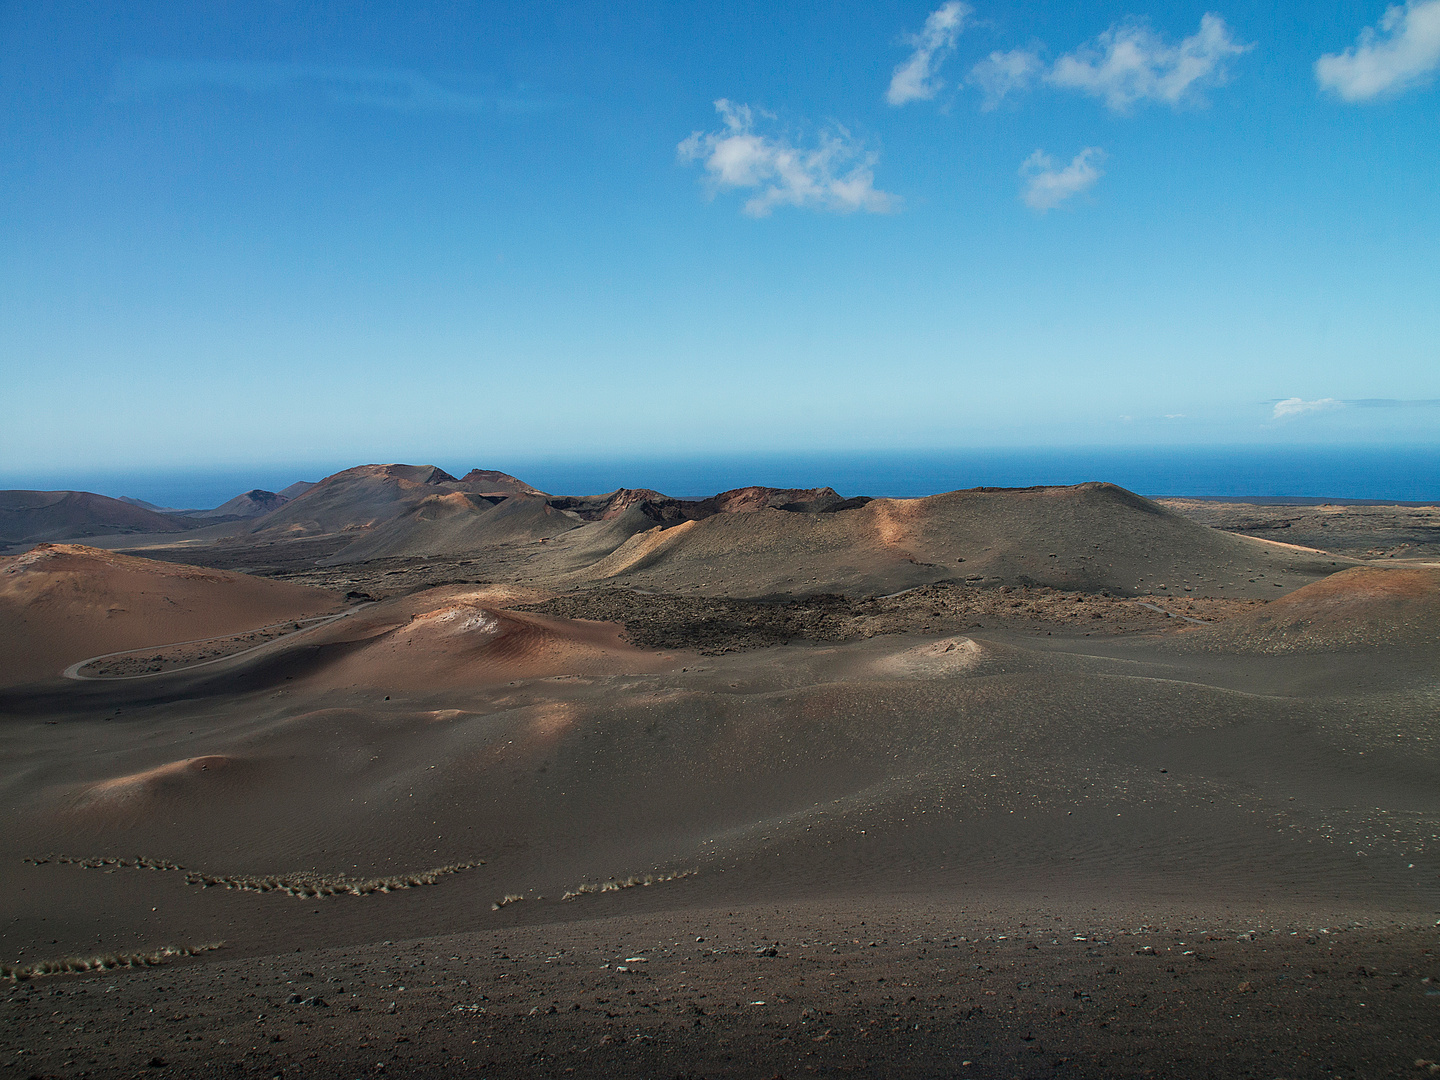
xmin=0 ymin=490 xmax=195 ymax=546
xmin=1179 ymin=565 xmax=1440 ymax=652
xmin=279 ymin=585 xmax=670 ymax=692
xmin=235 ymin=464 xmax=859 ymax=562
xmin=241 ymin=464 xmax=551 ymax=540
xmin=240 ymin=464 xmax=462 ymax=537
xmin=0 ymin=544 xmax=345 ymax=686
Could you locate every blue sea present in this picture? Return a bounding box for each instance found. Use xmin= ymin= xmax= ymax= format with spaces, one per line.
xmin=5 ymin=446 xmax=1438 ymax=511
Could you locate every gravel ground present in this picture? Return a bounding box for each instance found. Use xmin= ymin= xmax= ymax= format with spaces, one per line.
xmin=517 ymin=584 xmax=1264 ymax=653
xmin=4 ymin=900 xmax=1436 ymax=1079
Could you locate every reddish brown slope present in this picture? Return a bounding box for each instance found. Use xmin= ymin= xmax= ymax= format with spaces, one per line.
xmin=1178 ymin=564 xmax=1440 ymax=652
xmin=0 ymin=544 xmax=346 ymax=686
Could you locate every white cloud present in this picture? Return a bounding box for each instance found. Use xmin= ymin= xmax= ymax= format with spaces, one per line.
xmin=1315 ymin=0 xmax=1440 ymax=101
xmin=968 ymin=49 xmax=1044 ymax=109
xmin=887 ymin=2 xmax=972 ymax=105
xmin=1047 ymin=13 xmax=1252 ymax=112
xmin=1272 ymin=397 xmax=1345 ymax=420
xmin=1019 ymin=147 xmax=1105 ymax=212
xmin=677 ymin=100 xmax=899 ymax=217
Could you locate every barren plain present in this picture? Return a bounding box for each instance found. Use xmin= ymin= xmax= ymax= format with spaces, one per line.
xmin=1 ymin=466 xmax=1436 ymax=1078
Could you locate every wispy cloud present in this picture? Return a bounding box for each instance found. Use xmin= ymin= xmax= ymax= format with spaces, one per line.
xmin=1315 ymin=0 xmax=1440 ymax=101
xmin=1047 ymin=13 xmax=1252 ymax=112
xmin=887 ymin=2 xmax=972 ymax=106
xmin=1270 ymin=397 xmax=1440 ymax=419
xmin=678 ymin=100 xmax=899 ymax=217
xmin=1272 ymin=397 xmax=1344 ymax=420
xmin=114 ymin=58 xmax=546 ymax=114
xmin=1019 ymin=147 xmax=1105 ymax=212
xmin=968 ymin=48 xmax=1044 ymax=109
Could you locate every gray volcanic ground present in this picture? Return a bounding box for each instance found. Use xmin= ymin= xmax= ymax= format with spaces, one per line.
xmin=1 ymin=466 xmax=1437 ymax=1079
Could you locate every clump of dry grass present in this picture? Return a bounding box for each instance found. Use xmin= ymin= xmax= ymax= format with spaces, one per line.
xmin=1 ymin=942 xmax=222 ymax=981
xmin=29 ymin=853 xmax=484 ymax=898
xmin=184 ymin=860 xmax=484 ymax=898
xmin=491 ymin=894 xmax=527 ymax=910
xmin=561 ymin=868 xmax=696 ymax=901
xmin=25 ymin=854 xmax=184 ymax=871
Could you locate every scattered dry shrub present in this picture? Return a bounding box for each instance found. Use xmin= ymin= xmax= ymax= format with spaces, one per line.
xmin=561 ymin=868 xmax=696 ymax=901
xmin=2 ymin=942 xmax=222 ymax=981
xmin=29 ymin=853 xmax=484 ymax=898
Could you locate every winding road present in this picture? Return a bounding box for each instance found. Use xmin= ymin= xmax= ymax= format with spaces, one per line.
xmin=61 ymin=604 xmax=373 ymax=681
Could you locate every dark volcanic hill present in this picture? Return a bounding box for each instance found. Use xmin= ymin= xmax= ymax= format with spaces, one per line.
xmin=457 ymin=469 xmax=548 ymax=496
xmin=328 ymin=492 xmax=581 ymax=562
xmin=0 ymin=489 xmax=196 ymax=545
xmin=548 ymin=485 xmax=856 ymax=524
xmin=118 ymin=495 xmax=184 ymax=513
xmin=189 ymin=488 xmax=291 ymax=521
xmin=536 ymin=482 xmax=1352 ymax=598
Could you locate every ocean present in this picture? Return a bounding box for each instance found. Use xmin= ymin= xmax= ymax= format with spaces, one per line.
xmin=5 ymin=446 xmax=1438 ymax=511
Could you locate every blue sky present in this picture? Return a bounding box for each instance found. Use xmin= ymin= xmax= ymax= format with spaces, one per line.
xmin=2 ymin=1 xmax=1438 ymax=474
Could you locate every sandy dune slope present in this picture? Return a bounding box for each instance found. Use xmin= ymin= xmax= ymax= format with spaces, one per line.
xmin=0 ymin=544 xmax=346 ymax=686
xmin=3 ymin=602 xmax=1433 ymax=928
xmin=278 ymin=585 xmax=676 ymax=690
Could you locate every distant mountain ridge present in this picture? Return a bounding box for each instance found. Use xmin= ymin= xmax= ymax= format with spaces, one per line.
xmin=1 ymin=462 xmax=884 ymax=554
xmin=0 ymin=490 xmax=197 ymax=545
xmin=0 ymin=464 xmax=1360 ymax=600
xmin=117 ymin=482 xmax=319 ymax=521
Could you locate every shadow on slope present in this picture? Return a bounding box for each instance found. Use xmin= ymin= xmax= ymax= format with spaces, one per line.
xmin=324 ymin=494 xmax=581 ymax=563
